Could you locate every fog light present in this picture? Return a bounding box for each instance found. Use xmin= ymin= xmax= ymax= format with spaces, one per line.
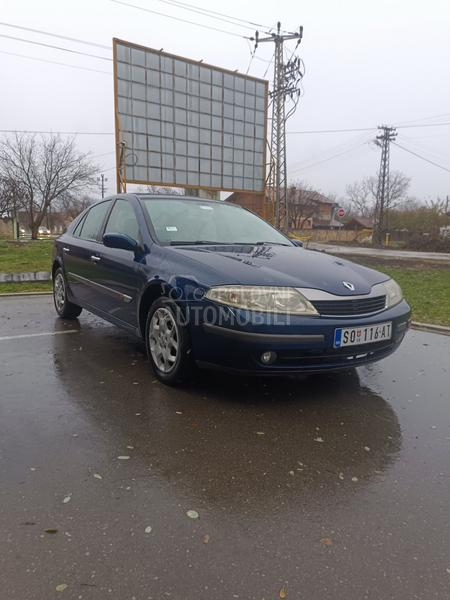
xmin=261 ymin=351 xmax=277 ymax=365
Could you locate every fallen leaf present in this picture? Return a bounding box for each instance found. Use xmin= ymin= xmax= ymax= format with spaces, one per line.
xmin=93 ymin=473 xmax=103 ymax=480
xmin=279 ymin=584 xmax=287 ymax=598
xmin=117 ymin=456 xmax=130 ymax=460
xmin=144 ymin=526 xmax=152 ymax=534
xmin=62 ymin=495 xmax=71 ymax=504
xmin=186 ymin=510 xmax=199 ymax=519
xmin=320 ymin=537 xmax=333 ymax=545
xmin=55 ymin=583 xmax=68 ymax=592
xmin=45 ymin=528 xmax=58 ymax=534
xmin=203 ymin=534 xmax=210 ymax=544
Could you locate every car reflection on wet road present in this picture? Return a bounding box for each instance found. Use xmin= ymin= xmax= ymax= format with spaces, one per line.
xmin=1 ymin=296 xmax=449 ymax=599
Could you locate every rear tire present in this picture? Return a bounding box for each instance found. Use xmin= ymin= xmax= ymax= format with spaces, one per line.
xmin=145 ymin=297 xmax=194 ymax=385
xmin=53 ymin=267 xmax=82 ymax=319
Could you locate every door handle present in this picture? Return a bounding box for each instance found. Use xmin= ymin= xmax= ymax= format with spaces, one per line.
xmin=63 ymin=247 xmax=70 ymax=253
xmin=90 ymin=255 xmax=101 ymax=262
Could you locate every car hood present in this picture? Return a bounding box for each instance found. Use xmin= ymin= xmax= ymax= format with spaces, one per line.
xmin=168 ymin=244 xmax=389 ymax=295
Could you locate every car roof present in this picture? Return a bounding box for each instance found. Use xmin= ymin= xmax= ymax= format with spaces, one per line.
xmin=135 ymin=193 xmax=226 ymax=205
xmin=89 ymin=193 xmax=239 ymax=208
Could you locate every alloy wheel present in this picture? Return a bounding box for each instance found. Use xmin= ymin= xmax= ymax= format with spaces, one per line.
xmin=54 ymin=272 xmax=66 ymax=313
xmin=149 ymin=307 xmax=179 ymax=373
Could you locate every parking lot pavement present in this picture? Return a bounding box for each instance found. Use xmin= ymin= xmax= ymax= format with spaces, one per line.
xmin=1 ymin=296 xmax=450 ymax=600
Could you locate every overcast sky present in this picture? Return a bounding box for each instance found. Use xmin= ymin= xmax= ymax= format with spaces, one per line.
xmin=1 ymin=0 xmax=449 ymax=201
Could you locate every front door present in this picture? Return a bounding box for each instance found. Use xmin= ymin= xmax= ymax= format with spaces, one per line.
xmin=88 ymin=198 xmax=144 ymax=327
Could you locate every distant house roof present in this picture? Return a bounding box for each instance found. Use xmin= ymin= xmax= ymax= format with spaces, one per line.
xmin=313 ymin=217 xmax=344 ymax=229
xmin=343 ymin=216 xmax=374 ymax=229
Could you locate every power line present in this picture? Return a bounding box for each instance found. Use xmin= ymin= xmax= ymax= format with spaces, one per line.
xmin=153 ymin=0 xmax=282 ymax=31
xmin=392 ymin=141 xmax=450 ymax=174
xmin=0 ymin=21 xmax=110 ymax=50
xmin=397 ymin=122 xmax=450 ymax=130
xmin=0 ymin=33 xmax=112 ymax=61
xmin=108 ymin=0 xmax=249 ymax=39
xmin=398 ymin=133 xmax=450 ymax=164
xmin=155 ymin=0 xmax=256 ymax=32
xmin=288 ymin=126 xmax=381 ymax=135
xmin=0 ymin=129 xmax=114 ymax=135
xmin=289 ymin=140 xmax=370 ymax=175
xmin=394 ymin=112 xmax=450 ymax=126
xmin=288 ymin=122 xmax=450 ymax=134
xmin=0 ymin=49 xmax=111 ymax=75
xmin=288 ymin=131 xmax=376 ymax=172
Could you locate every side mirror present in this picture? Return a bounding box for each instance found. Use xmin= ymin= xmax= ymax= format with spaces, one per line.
xmin=103 ymin=233 xmax=139 ymax=252
xmin=291 ymin=239 xmax=304 ymax=247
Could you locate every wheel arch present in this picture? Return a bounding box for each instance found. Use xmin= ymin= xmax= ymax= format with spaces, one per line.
xmin=52 ymin=258 xmax=63 ymax=280
xmin=138 ymin=280 xmax=172 ymax=338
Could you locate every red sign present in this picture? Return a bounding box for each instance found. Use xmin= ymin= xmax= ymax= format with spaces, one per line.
xmin=336 ymin=207 xmax=346 ymax=218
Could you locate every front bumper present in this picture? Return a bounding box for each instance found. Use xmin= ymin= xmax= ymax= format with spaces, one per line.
xmin=188 ymin=300 xmax=411 ymax=374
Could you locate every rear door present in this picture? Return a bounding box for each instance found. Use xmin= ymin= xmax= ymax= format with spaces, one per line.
xmin=89 ymin=197 xmax=144 ymax=326
xmin=64 ymin=200 xmax=113 ymax=308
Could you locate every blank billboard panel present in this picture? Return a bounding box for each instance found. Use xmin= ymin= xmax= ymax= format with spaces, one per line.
xmin=113 ymin=39 xmax=268 ymax=193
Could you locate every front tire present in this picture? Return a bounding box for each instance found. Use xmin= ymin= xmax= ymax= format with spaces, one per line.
xmin=145 ymin=297 xmax=194 ymax=385
xmin=53 ymin=267 xmax=82 ymax=319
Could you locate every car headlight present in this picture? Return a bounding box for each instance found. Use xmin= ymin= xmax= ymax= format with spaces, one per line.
xmin=384 ymin=278 xmax=403 ymax=307
xmin=205 ymin=286 xmax=319 ymax=315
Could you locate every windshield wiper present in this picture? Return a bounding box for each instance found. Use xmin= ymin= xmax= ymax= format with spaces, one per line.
xmin=169 ymin=240 xmax=223 ymax=246
xmin=231 ymin=241 xmax=291 ymax=247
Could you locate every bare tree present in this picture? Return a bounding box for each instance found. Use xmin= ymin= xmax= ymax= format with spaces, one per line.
xmin=345 ymin=179 xmax=374 ymax=217
xmin=287 ymin=182 xmax=323 ymax=230
xmin=346 ymin=171 xmax=410 ymax=221
xmin=0 ymin=176 xmax=27 ymax=218
xmin=57 ymin=193 xmax=95 ymax=220
xmin=140 ymin=185 xmax=184 ymax=195
xmin=0 ymin=134 xmax=98 ymax=239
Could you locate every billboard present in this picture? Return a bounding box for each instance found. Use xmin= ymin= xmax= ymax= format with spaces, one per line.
xmin=113 ymin=38 xmax=268 ymax=193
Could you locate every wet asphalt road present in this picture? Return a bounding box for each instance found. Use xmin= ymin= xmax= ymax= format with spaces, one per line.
xmin=1 ymin=296 xmax=449 ymax=600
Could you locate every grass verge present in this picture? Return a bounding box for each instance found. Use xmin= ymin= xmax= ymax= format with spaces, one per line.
xmin=349 ymin=260 xmax=450 ymax=327
xmin=0 ymin=281 xmax=52 ymax=294
xmin=0 ymin=240 xmax=53 ymax=273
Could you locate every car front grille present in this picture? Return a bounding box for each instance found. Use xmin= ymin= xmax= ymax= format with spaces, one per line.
xmin=312 ymin=295 xmax=387 ymax=316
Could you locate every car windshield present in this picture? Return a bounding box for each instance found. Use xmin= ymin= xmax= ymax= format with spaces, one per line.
xmin=140 ymin=197 xmax=292 ymax=246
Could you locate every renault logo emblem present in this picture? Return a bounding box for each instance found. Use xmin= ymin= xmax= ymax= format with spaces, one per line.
xmin=342 ymin=281 xmax=355 ymax=291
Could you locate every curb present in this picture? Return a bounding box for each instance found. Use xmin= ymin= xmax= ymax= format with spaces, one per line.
xmin=0 ymin=291 xmax=53 ymax=298
xmin=0 ymin=271 xmax=51 ymax=283
xmin=410 ymin=321 xmax=450 ymax=336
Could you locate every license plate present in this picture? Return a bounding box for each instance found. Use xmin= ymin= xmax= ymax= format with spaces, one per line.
xmin=334 ymin=321 xmax=392 ymax=348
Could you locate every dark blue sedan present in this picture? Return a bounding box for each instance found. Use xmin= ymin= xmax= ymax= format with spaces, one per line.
xmin=52 ymin=194 xmax=411 ymax=384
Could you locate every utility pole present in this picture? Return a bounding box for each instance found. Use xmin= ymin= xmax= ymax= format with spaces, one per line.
xmin=97 ymin=174 xmax=108 ymax=199
xmin=373 ymin=125 xmax=397 ymax=245
xmin=255 ymin=22 xmax=303 ymax=232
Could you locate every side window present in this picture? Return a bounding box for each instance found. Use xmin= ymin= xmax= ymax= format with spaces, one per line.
xmin=104 ymin=199 xmax=140 ymax=242
xmin=72 ymin=214 xmax=87 ymax=238
xmin=79 ymin=201 xmax=112 ymax=241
